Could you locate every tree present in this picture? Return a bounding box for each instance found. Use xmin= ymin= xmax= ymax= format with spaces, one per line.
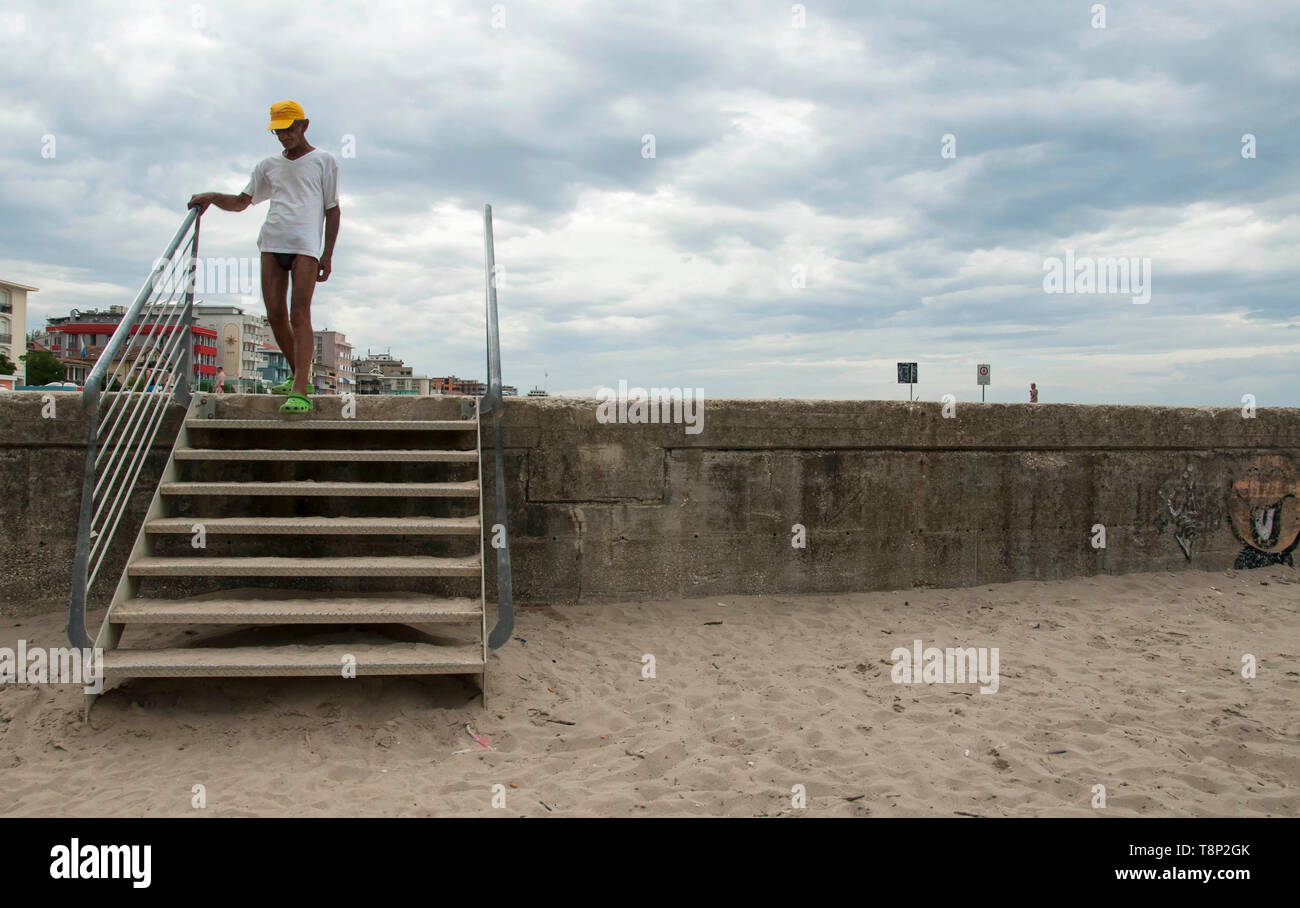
xmin=0 ymin=352 xmax=17 ymax=376
xmin=21 ymin=349 xmax=65 ymax=386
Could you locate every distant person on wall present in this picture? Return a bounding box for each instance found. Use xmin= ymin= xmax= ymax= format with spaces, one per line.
xmin=188 ymin=100 xmax=340 ymax=415
xmin=1030 ymin=382 xmax=1039 ymax=403
xmin=214 ymin=365 xmax=225 ymax=394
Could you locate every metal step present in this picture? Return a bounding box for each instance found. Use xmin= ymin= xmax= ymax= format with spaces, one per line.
xmin=146 ymin=516 xmax=480 ymax=535
xmin=160 ymin=480 xmax=479 ymax=497
xmin=186 ymin=419 xmax=475 ymax=432
xmin=128 ymin=555 xmax=482 ymax=577
xmin=111 ymin=593 xmax=481 ymax=624
xmin=175 ymin=448 xmax=478 ymax=462
xmin=101 ymin=642 xmax=484 ymax=677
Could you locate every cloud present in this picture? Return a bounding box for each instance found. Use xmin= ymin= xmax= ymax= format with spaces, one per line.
xmin=0 ymin=0 xmax=1295 ymax=404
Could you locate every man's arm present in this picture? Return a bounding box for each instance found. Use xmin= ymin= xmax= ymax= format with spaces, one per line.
xmin=318 ymin=205 xmax=340 ymax=282
xmin=187 ymin=192 xmax=252 ymax=214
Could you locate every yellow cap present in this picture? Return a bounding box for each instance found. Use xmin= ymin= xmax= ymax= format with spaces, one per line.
xmin=267 ymin=100 xmax=306 ymax=131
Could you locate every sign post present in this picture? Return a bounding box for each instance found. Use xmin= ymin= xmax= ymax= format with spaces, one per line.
xmin=977 ymin=363 xmax=990 ymax=401
xmin=897 ymin=362 xmax=918 ymax=401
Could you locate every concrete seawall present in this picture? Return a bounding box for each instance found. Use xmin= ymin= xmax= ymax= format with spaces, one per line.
xmin=496 ymin=396 xmax=1300 ymax=604
xmin=2 ymin=392 xmax=1297 ymax=617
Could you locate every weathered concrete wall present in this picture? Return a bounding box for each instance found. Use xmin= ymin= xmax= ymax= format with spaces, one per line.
xmin=490 ymin=397 xmax=1300 ymax=605
xmin=0 ymin=391 xmax=184 ymax=617
xmin=2 ymin=392 xmax=1297 ymax=617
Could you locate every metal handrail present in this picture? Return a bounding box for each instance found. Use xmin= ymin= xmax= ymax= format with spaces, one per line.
xmin=482 ymin=204 xmax=514 ymax=649
xmin=82 ymin=208 xmax=199 ymax=406
xmin=95 ymin=266 xmax=191 ymax=450
xmin=86 ymin=325 xmax=190 ymax=587
xmin=67 ymin=211 xmax=201 ymax=648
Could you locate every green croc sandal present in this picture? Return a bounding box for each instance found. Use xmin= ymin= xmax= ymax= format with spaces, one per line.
xmin=279 ymin=392 xmax=313 ymax=415
xmin=271 ymin=378 xmax=315 ymax=394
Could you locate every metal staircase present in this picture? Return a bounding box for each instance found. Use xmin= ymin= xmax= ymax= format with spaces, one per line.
xmin=90 ymin=393 xmax=488 ymax=705
xmin=69 ymin=205 xmax=514 ymax=713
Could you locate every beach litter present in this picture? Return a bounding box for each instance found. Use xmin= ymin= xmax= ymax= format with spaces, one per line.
xmin=452 ymin=724 xmax=493 ymax=755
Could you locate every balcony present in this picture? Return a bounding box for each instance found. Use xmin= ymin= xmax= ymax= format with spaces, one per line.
xmin=0 ymin=334 xmax=11 ymax=345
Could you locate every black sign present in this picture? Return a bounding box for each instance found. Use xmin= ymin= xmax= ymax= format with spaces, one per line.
xmin=897 ymin=362 xmax=917 ymax=384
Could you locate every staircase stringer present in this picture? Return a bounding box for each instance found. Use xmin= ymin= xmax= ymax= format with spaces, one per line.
xmin=86 ymin=395 xmax=199 ymax=714
xmin=476 ymin=396 xmax=488 ymax=703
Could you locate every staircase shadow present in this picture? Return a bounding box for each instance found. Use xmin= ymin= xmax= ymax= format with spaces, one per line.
xmin=156 ymin=622 xmax=477 ymax=649
xmin=95 ymin=622 xmax=484 ymax=717
xmin=94 ymin=673 xmax=481 ymax=719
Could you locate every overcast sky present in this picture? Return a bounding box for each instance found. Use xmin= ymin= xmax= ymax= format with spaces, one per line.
xmin=1 ymin=0 xmax=1296 ymax=404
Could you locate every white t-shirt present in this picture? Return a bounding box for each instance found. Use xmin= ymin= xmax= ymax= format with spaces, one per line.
xmin=242 ymin=149 xmax=339 ymax=258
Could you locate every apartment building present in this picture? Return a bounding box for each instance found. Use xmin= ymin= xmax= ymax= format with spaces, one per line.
xmin=353 ymin=351 xmax=436 ymax=396
xmin=193 ymin=303 xmax=270 ymax=391
xmin=428 ymin=376 xmax=504 ymax=396
xmin=260 ymin=342 xmax=290 ymax=387
xmin=313 ymin=330 xmax=353 ymax=393
xmin=37 ymin=304 xmax=218 ymax=388
xmin=0 ymin=278 xmax=35 ymax=388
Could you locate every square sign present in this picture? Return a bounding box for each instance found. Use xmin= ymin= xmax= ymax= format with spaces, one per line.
xmin=977 ymin=363 xmax=991 ymax=385
xmin=897 ymin=362 xmax=918 ymax=384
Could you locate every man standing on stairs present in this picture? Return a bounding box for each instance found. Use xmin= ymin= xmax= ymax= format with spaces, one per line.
xmin=188 ymin=100 xmax=340 ymax=415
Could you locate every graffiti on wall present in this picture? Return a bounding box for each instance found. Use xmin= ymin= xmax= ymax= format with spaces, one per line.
xmin=1227 ymin=456 xmax=1300 ymax=569
xmin=1154 ymin=464 xmax=1207 ymax=561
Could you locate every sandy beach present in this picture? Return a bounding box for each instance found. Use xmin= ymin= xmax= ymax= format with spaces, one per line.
xmin=1 ymin=566 xmax=1296 ymax=817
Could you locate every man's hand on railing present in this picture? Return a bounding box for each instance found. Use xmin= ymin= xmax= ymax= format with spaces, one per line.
xmin=187 ymin=192 xmax=252 ymax=214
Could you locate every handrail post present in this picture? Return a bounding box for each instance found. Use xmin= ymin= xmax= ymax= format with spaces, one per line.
xmin=482 ymin=204 xmax=504 ymax=416
xmin=482 ymin=204 xmax=514 ymax=648
xmin=175 ymin=216 xmax=200 ymax=408
xmin=66 ymin=387 xmax=100 ymax=649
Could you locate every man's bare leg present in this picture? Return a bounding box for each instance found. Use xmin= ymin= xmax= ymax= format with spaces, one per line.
xmin=261 ymin=253 xmax=296 ymax=377
xmin=289 ymin=255 xmax=319 ymax=394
